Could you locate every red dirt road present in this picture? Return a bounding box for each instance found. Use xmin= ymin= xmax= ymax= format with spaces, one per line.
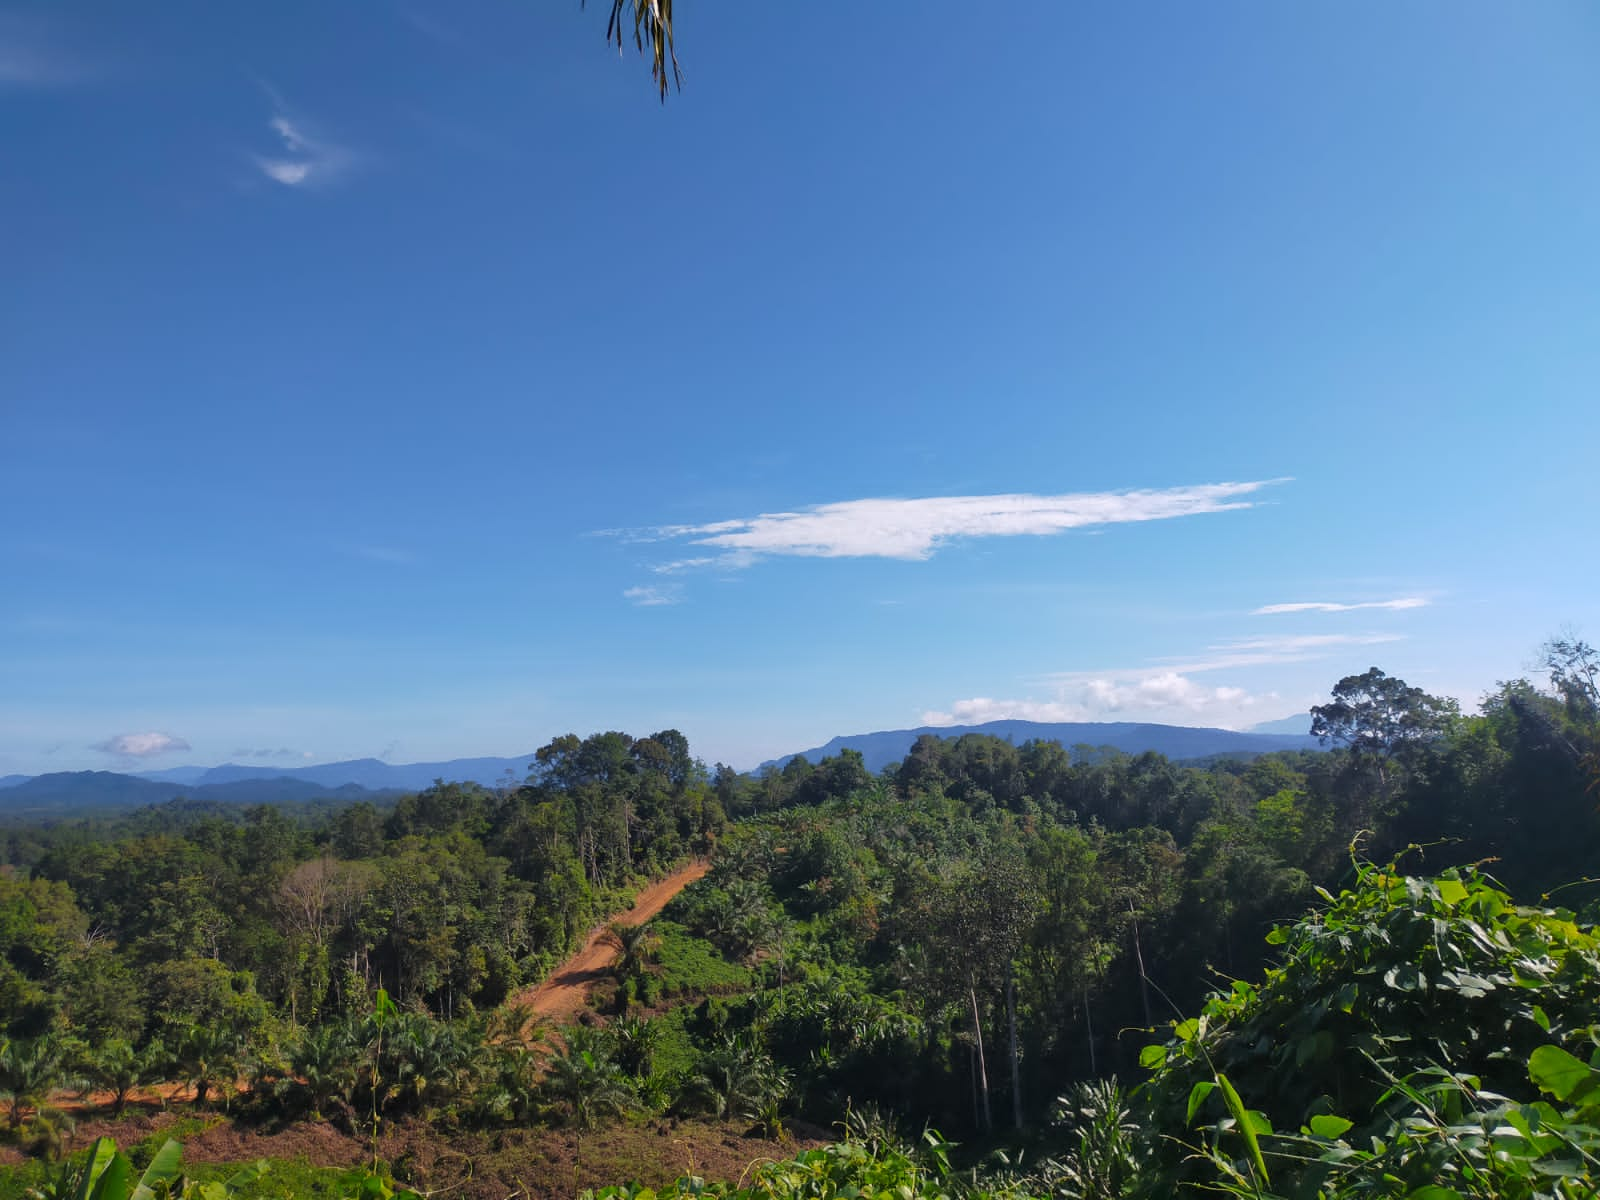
xmin=515 ymin=861 xmax=709 ymax=1025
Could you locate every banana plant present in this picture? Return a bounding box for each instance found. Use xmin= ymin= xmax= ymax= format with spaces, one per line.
xmin=24 ymin=1136 xmax=264 ymax=1200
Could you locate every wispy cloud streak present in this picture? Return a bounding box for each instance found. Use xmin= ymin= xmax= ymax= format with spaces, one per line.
xmin=633 ymin=480 xmax=1287 ymax=566
xmin=1254 ymin=597 xmax=1427 ymax=615
xmin=253 ymin=105 xmax=354 ymax=188
xmin=624 ymin=585 xmax=682 ymax=607
xmin=0 ymin=15 xmax=90 ymax=88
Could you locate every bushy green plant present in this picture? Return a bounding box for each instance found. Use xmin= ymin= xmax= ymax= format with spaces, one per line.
xmin=1043 ymin=1079 xmax=1142 ymax=1200
xmin=23 ymin=1136 xmax=265 ymax=1200
xmin=1136 ymin=863 xmax=1600 ymax=1196
xmin=586 ymin=1128 xmax=1037 ymax=1200
xmin=542 ymin=1029 xmax=636 ymax=1129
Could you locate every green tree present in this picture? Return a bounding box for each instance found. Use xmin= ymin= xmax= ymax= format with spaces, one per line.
xmin=684 ymin=1037 xmax=788 ymax=1123
xmin=542 ymin=1036 xmax=634 ymax=1129
xmin=170 ymin=1024 xmax=241 ymax=1109
xmin=601 ymin=921 xmax=660 ymax=983
xmin=82 ymin=1038 xmax=164 ymax=1118
xmin=1311 ymin=667 xmax=1458 ymax=828
xmin=0 ymin=1035 xmax=64 ymax=1128
xmin=1544 ymin=631 xmax=1600 ymax=724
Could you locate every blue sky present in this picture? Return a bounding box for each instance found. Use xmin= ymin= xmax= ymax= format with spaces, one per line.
xmin=3 ymin=2 xmax=1598 ymax=775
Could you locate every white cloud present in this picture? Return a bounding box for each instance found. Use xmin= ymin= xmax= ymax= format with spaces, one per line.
xmin=1037 ymin=632 xmax=1404 ymax=684
xmin=93 ymin=732 xmax=191 ymax=758
xmin=638 ymin=480 xmax=1286 ymax=565
xmin=921 ymin=697 xmax=1091 ymax=725
xmin=624 ymin=585 xmax=681 ymax=607
xmin=1211 ymin=633 xmax=1403 ymax=655
xmin=259 ymin=159 xmax=313 ymax=186
xmin=652 ymin=557 xmax=716 ymax=575
xmin=1253 ymin=597 xmax=1428 ymax=615
xmin=254 ymin=109 xmax=353 ymax=188
xmin=926 ymin=630 xmax=1402 ymax=731
xmin=921 ymin=675 xmax=1277 ymax=729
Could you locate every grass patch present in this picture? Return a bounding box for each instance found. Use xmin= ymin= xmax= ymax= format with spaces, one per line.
xmin=0 ymin=1157 xmax=51 ymax=1196
xmin=652 ymin=921 xmax=750 ymax=998
xmin=647 ymin=1004 xmax=700 ymax=1082
xmin=185 ymin=1157 xmax=356 ymax=1199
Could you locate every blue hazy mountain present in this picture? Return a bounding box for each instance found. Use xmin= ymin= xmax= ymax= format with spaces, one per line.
xmin=762 ymin=719 xmax=1323 ymax=775
xmin=137 ymin=753 xmax=539 ymax=792
xmin=1 ymin=753 xmax=540 ymax=805
xmin=0 ymin=771 xmax=404 ymax=816
xmin=132 ymin=765 xmax=213 ymax=786
xmin=1248 ymin=713 xmax=1316 ymax=736
xmin=4 ymin=726 xmax=1323 ymax=810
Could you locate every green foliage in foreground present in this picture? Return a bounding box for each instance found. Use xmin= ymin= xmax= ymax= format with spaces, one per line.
xmin=588 ymin=1129 xmax=1032 ymax=1200
xmin=21 ymin=1136 xmax=265 ymax=1200
xmin=16 ymin=856 xmax=1600 ymax=1200
xmin=1127 ymin=862 xmax=1600 ymax=1197
xmin=586 ymin=863 xmax=1600 ymax=1199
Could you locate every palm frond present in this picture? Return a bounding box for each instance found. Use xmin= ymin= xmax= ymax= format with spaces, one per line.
xmin=588 ymin=0 xmax=682 ymax=100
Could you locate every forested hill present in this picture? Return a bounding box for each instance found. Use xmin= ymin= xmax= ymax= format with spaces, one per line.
xmin=0 ymin=770 xmax=403 ymax=817
xmin=764 ymin=718 xmax=1321 ymax=773
xmin=132 ymin=752 xmax=539 ymax=791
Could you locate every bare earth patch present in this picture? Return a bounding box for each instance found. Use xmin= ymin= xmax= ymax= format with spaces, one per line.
xmin=515 ymin=861 xmax=710 ymax=1026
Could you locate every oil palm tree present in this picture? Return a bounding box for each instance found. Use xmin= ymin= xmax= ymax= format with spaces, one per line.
xmin=289 ymin=1023 xmax=360 ymax=1121
xmin=601 ymin=921 xmax=660 ymax=981
xmin=612 ymin=1014 xmax=663 ymax=1079
xmin=0 ymin=1035 xmax=65 ymax=1129
xmin=83 ymin=1038 xmax=163 ymax=1118
xmin=685 ymin=1037 xmax=788 ymax=1123
xmin=542 ymin=1036 xmax=634 ymax=1129
xmin=170 ymin=1025 xmax=240 ymax=1110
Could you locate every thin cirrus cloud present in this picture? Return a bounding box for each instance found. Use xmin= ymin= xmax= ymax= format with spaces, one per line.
xmin=651 ymin=557 xmax=717 ymax=575
xmin=634 ymin=480 xmax=1286 ymax=567
xmin=0 ymin=15 xmax=90 ymax=87
xmin=254 ymin=110 xmax=353 ymax=188
xmin=623 ymin=585 xmax=682 ymax=607
xmin=230 ymin=747 xmax=314 ymax=760
xmin=1253 ymin=597 xmax=1428 ymax=615
xmin=92 ymin=732 xmax=191 ymax=758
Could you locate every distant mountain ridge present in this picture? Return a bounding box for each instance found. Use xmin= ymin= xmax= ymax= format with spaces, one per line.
xmin=762 ymin=719 xmax=1322 ymax=774
xmin=1248 ymin=713 xmax=1314 ymax=736
xmin=134 ymin=753 xmax=539 ymax=792
xmin=0 ymin=752 xmax=540 ymax=815
xmin=0 ymin=771 xmax=404 ymax=817
xmin=0 ymin=726 xmax=1322 ymax=813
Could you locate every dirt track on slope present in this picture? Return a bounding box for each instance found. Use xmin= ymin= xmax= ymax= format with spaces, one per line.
xmin=515 ymin=860 xmax=709 ymax=1026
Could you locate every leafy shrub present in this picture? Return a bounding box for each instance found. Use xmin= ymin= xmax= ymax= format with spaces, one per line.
xmin=1137 ymin=863 xmax=1600 ymax=1195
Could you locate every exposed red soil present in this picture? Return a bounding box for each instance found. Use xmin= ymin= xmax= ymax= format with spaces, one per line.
xmin=514 ymin=861 xmax=709 ymax=1026
xmin=3 ymin=1106 xmax=825 ymax=1200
